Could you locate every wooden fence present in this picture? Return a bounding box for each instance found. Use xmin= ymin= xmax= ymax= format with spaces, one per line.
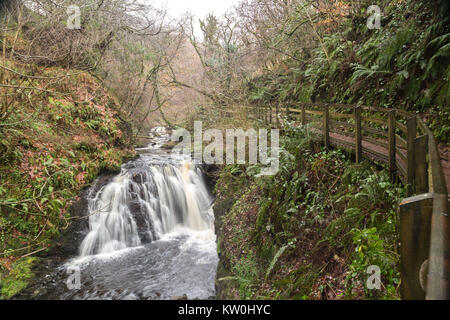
xmin=250 ymin=102 xmax=449 ymax=300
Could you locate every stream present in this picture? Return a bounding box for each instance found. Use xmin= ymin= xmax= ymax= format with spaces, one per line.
xmin=22 ymin=127 xmax=218 ymax=300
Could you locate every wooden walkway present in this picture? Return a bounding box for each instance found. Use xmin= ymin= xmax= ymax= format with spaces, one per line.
xmin=312 ymin=127 xmax=449 ymax=195
xmin=249 ymin=102 xmax=449 ymax=300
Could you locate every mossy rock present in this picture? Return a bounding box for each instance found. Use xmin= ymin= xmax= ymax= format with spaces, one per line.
xmin=0 ymin=257 xmax=39 ymax=300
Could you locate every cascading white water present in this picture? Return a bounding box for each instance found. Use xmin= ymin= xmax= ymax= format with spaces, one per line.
xmin=24 ymin=127 xmax=218 ymax=300
xmin=79 ymin=156 xmax=214 ymax=257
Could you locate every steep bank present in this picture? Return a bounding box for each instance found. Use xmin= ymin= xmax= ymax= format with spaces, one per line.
xmin=248 ymin=0 xmax=449 ymax=144
xmin=0 ymin=59 xmax=135 ymax=299
xmin=211 ymin=1 xmax=447 ymax=299
xmin=214 ymin=125 xmax=405 ymax=300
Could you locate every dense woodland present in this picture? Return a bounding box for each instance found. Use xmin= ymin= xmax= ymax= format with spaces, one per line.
xmin=0 ymin=0 xmax=448 ymax=299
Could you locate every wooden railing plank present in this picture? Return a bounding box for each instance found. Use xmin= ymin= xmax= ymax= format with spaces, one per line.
xmin=397 ymin=121 xmax=408 ymax=135
xmin=407 ymin=117 xmax=417 ymax=195
xmin=354 ymin=106 xmax=362 ymax=163
xmin=305 ymin=109 xmax=324 ymax=116
xmin=301 ymin=105 xmax=306 ymax=125
xmin=362 ymin=116 xmax=386 ymax=126
xmin=389 ymin=110 xmax=397 ymax=181
xmin=397 ymin=149 xmax=407 ymax=161
xmin=397 ymin=135 xmax=407 ymax=148
xmin=324 ymin=105 xmax=330 ymax=148
xmin=414 ymin=135 xmax=429 ymax=194
xmin=330 ymin=112 xmax=353 ymax=119
xmin=362 ymin=125 xmax=389 ymax=137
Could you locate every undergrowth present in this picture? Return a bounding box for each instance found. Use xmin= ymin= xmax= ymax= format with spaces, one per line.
xmin=248 ymin=0 xmax=449 ymax=143
xmin=0 ymin=60 xmax=135 ymax=299
xmin=215 ymin=123 xmax=405 ymax=300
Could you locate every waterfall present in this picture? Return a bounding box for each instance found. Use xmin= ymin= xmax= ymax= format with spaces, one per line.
xmin=20 ymin=127 xmax=218 ymax=300
xmin=79 ymin=155 xmax=214 ymax=257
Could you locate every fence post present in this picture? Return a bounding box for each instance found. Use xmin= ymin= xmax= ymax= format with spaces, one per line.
xmin=301 ymin=104 xmax=306 ymax=126
xmin=414 ymin=135 xmax=429 ymax=194
xmin=426 ymin=194 xmax=450 ymax=300
xmin=354 ymin=106 xmax=362 ymax=163
xmin=407 ymin=116 xmax=417 ymax=196
xmin=275 ymin=104 xmax=279 ymax=128
xmin=323 ymin=105 xmax=330 ymax=148
xmin=399 ymin=193 xmax=433 ymax=299
xmin=269 ymin=105 xmax=272 ymax=125
xmin=388 ymin=110 xmax=396 ymax=182
xmin=264 ymin=105 xmax=267 ymax=124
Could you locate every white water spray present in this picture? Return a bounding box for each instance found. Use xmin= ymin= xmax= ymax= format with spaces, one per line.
xmin=79 ymin=155 xmax=214 ymax=257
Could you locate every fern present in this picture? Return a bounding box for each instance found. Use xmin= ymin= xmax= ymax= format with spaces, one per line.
xmin=349 ymin=64 xmax=391 ymax=86
xmin=424 ymin=42 xmax=450 ymax=79
xmin=265 ymin=245 xmax=288 ymax=279
xmin=377 ymin=27 xmax=415 ymax=70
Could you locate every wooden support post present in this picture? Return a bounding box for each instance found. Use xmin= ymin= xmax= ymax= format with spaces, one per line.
xmin=262 ymin=105 xmax=265 ymax=123
xmin=407 ymin=116 xmax=417 ymax=196
xmin=354 ymin=106 xmax=362 ymax=163
xmin=269 ymin=105 xmax=272 ymax=125
xmin=301 ymin=105 xmax=306 ymax=126
xmin=414 ymin=135 xmax=429 ymax=194
xmin=275 ymin=104 xmax=279 ymax=128
xmin=426 ymin=194 xmax=450 ymax=300
xmin=399 ymin=194 xmax=433 ymax=300
xmin=323 ymin=105 xmax=330 ymax=148
xmin=388 ymin=110 xmax=396 ymax=181
xmin=264 ymin=105 xmax=267 ymax=124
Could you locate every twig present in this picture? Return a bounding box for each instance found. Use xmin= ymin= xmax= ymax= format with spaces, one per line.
xmin=69 ymin=203 xmax=110 ymax=220
xmin=0 ymin=83 xmax=68 ymax=95
xmin=0 ymin=240 xmax=46 ymax=256
xmin=330 ymin=174 xmax=341 ymax=190
xmin=0 ymin=64 xmax=85 ymax=80
xmin=19 ymin=247 xmax=47 ymax=259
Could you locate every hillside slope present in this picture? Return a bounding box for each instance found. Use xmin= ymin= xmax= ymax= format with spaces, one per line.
xmin=248 ymin=0 xmax=449 ymax=144
xmin=0 ymin=59 xmax=135 ymax=299
xmin=214 ymin=126 xmax=405 ymax=300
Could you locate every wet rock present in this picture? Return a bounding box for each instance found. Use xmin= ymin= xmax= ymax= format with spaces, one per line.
xmin=129 ymin=200 xmax=154 ymax=244
xmin=46 ymin=173 xmax=118 ymax=258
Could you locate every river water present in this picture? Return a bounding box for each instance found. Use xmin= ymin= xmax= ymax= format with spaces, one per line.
xmin=26 ymin=127 xmax=218 ymax=300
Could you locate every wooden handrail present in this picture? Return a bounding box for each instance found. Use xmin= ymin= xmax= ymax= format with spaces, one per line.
xmin=256 ymin=102 xmax=449 ymax=300
xmin=416 ymin=117 xmax=449 ymax=300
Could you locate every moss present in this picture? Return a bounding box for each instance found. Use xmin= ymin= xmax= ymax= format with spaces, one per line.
xmin=0 ymin=58 xmax=136 ymax=299
xmin=0 ymin=257 xmax=39 ymax=300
